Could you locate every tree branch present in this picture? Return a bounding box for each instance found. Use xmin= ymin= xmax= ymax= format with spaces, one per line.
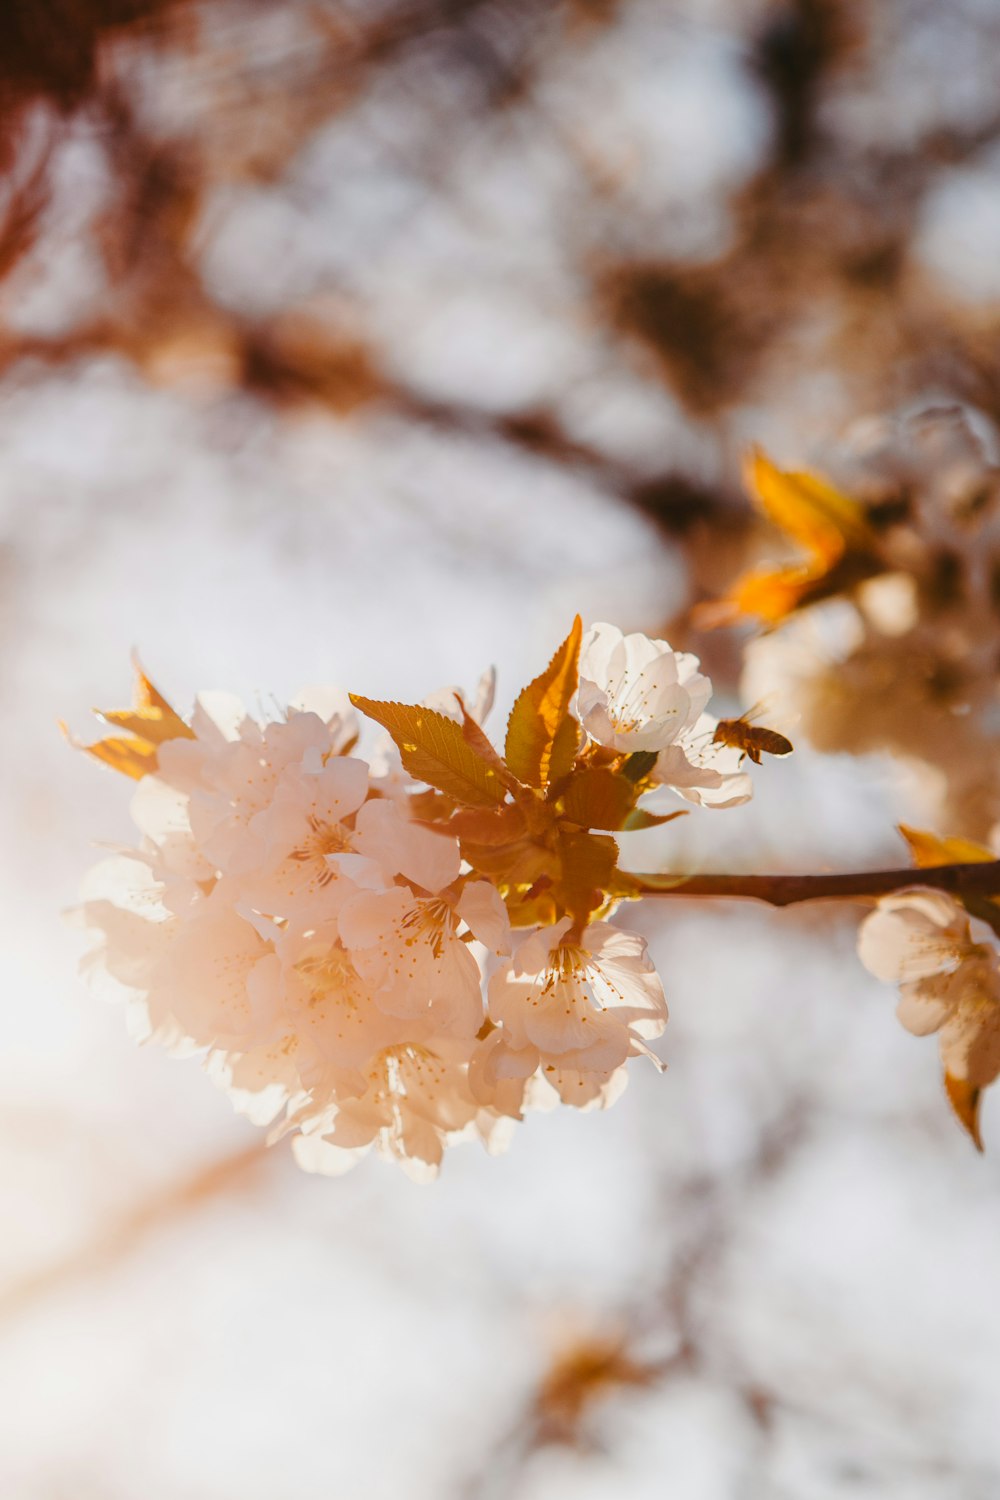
xmin=630 ymin=860 xmax=1000 ymax=909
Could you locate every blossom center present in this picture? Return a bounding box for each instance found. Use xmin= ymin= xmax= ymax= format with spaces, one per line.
xmin=540 ymin=943 xmax=587 ymax=993
xmin=398 ymin=897 xmax=454 ymax=958
xmin=371 ymin=1044 xmax=443 ymax=1104
xmin=295 ymin=943 xmax=366 ymax=1009
xmin=605 ymin=672 xmax=679 ymax=735
xmin=289 ymin=814 xmax=354 ymax=882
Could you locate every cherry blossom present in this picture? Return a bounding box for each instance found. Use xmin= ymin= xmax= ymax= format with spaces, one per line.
xmin=338 ymin=884 xmax=484 ymax=1032
xmin=479 ymin=918 xmax=667 ymax=1108
xmin=75 ymin=689 xmax=510 ymax=1177
xmin=290 ymin=1037 xmax=494 ymax=1182
xmin=858 ymin=890 xmax=1000 ymax=1085
xmin=578 ymin=623 xmax=751 ymax=808
xmin=233 ymin=757 xmax=371 ymax=918
xmin=578 ymin=621 xmax=711 ymax=753
xmin=649 ymin=713 xmax=753 ymax=809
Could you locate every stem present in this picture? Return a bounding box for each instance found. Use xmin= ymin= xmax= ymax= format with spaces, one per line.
xmin=631 ymin=860 xmax=1000 ymax=910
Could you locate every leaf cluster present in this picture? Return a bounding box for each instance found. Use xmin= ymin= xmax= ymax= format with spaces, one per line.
xmin=351 ymin=619 xmax=681 ymax=932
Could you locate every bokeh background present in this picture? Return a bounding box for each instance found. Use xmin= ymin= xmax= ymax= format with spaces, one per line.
xmin=3 ymin=2 xmax=1000 ymax=1494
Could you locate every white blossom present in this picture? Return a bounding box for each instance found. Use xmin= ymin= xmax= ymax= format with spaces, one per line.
xmin=579 ymin=622 xmax=752 ymax=808
xmin=479 ymin=918 xmax=667 ymax=1108
xmin=858 ymin=890 xmax=1000 ymax=1085
xmin=650 ymin=712 xmax=753 ymax=808
xmin=578 ymin=621 xmax=711 ymax=753
xmin=75 ymin=651 xmax=680 ymax=1179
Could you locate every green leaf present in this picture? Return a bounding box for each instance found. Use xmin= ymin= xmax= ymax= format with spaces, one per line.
xmin=350 ymin=696 xmax=508 ymax=808
xmin=505 ymin=617 xmax=582 ymax=788
xmin=559 ymin=767 xmax=636 ymax=831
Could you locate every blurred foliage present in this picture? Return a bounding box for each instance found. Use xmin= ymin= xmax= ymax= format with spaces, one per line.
xmin=2 ymin=8 xmax=999 ymax=442
xmin=4 ymin=0 xmax=1000 ymax=681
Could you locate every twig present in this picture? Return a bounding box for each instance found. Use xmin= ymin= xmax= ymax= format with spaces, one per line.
xmin=0 ymin=1140 xmax=267 ymax=1327
xmin=630 ymin=860 xmax=1000 ymax=910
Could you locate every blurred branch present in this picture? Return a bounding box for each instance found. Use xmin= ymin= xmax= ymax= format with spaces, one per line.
xmin=0 ymin=1140 xmax=267 ymax=1327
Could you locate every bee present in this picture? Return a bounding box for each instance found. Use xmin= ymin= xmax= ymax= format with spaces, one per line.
xmin=712 ymin=712 xmax=793 ymax=765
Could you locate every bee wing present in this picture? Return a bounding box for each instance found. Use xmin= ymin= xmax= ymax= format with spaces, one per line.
xmin=754 ymin=728 xmax=794 ymax=756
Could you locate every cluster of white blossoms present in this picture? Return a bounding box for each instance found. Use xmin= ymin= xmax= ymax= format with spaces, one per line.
xmin=74 ymin=622 xmax=753 ymax=1179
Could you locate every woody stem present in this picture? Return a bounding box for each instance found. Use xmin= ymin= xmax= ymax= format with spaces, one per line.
xmin=630 ymin=860 xmax=1000 ymax=909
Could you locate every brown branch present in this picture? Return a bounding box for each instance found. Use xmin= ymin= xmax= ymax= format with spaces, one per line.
xmin=631 ymin=860 xmax=1000 ymax=909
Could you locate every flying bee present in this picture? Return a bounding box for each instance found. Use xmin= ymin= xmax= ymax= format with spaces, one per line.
xmin=711 ymin=711 xmax=793 ymax=765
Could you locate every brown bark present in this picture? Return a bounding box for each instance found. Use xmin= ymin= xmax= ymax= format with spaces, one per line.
xmin=631 ymin=860 xmax=1000 ymax=909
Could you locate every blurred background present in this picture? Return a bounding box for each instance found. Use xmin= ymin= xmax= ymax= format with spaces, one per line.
xmin=3 ymin=1 xmax=1000 ymax=1494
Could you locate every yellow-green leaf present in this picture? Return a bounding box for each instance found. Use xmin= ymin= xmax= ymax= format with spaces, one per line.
xmin=505 ymin=888 xmax=560 ymax=929
xmin=406 ymin=788 xmax=456 ymax=823
xmin=64 ymin=662 xmax=192 ymax=780
xmin=696 ymin=450 xmax=880 ymax=630
xmin=455 ymin=698 xmax=524 ymax=795
xmin=559 ymin=767 xmax=637 ymax=831
xmin=62 ymin=727 xmax=160 ymax=781
xmin=745 ymin=447 xmax=874 ymax=564
xmin=622 ymin=806 xmax=689 ymax=831
xmin=944 ymin=1071 xmax=983 ymax=1152
xmin=99 ymin=705 xmax=194 ymax=745
xmin=462 ymin=836 xmax=559 ymax=888
xmin=549 ymin=715 xmax=583 ymax=788
xmin=721 ymin=560 xmax=828 ymax=626
xmin=99 ymin=660 xmax=193 ymax=743
xmin=350 ymin=696 xmax=508 ymax=808
xmin=505 ymin=617 xmax=583 ymax=788
xmin=445 ymin=804 xmax=527 ymax=846
xmin=556 ymin=829 xmax=618 ymax=925
xmin=899 ymin=825 xmax=996 ymax=868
